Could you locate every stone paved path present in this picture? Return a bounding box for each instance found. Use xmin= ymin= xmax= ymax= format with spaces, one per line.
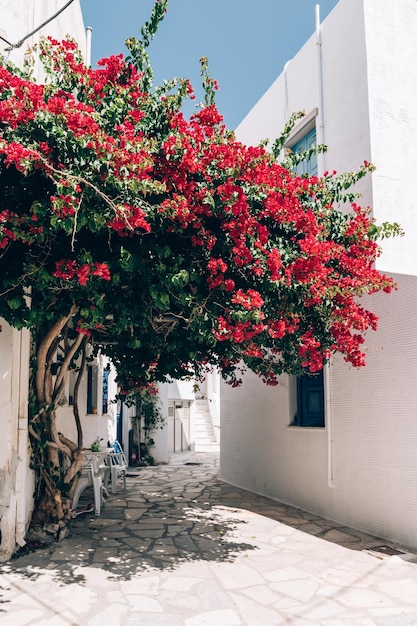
xmin=1 ymin=450 xmax=417 ymax=625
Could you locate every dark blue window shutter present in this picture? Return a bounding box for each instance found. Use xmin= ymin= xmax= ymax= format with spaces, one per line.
xmin=102 ymin=369 xmax=109 ymax=414
xmin=296 ymin=370 xmax=325 ymax=427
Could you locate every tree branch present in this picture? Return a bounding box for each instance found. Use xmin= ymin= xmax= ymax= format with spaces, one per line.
xmin=52 ymin=331 xmax=84 ymax=406
xmin=71 ymin=337 xmax=87 ymax=449
xmin=35 ymin=304 xmax=78 ymax=405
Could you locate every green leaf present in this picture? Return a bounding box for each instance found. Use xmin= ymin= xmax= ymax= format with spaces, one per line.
xmin=7 ymin=298 xmax=21 ymax=310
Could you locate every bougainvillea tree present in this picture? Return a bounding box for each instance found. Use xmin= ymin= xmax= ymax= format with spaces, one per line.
xmin=0 ymin=0 xmax=401 ymax=526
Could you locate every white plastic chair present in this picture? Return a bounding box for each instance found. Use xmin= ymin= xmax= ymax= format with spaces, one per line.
xmin=111 ymin=440 xmax=128 ymax=465
xmin=71 ymin=456 xmax=105 ymax=516
xmin=107 ymin=450 xmax=127 ymax=494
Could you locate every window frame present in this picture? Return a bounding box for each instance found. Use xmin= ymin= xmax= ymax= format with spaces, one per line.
xmin=87 ymin=364 xmax=98 ymax=415
xmin=102 ymin=368 xmax=109 ymax=414
xmin=285 ymin=108 xmax=318 ymax=150
xmin=293 ymin=370 xmax=325 ymax=428
xmin=285 ymin=109 xmax=324 ymax=429
xmin=285 ymin=108 xmax=318 ymax=177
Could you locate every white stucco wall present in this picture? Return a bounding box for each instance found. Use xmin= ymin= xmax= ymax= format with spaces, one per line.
xmin=0 ymin=0 xmax=87 ymax=77
xmin=56 ymin=355 xmax=118 ymax=450
xmin=223 ymin=0 xmax=417 ymax=549
xmin=0 ymin=0 xmax=86 ymax=560
xmin=0 ymin=323 xmax=33 ymax=558
xmin=221 ymin=273 xmax=417 ymax=548
xmin=152 ymin=373 xmax=221 ymax=460
xmin=158 ymin=379 xmax=196 ymax=461
xmin=206 ymin=371 xmax=221 ymax=441
xmin=237 ymin=0 xmax=417 ymax=275
xmin=236 ymin=0 xmax=372 ymax=201
xmin=364 ymin=0 xmax=417 ymax=275
xmin=329 ymin=273 xmax=417 ymax=545
xmin=152 ymin=383 xmax=170 ymax=464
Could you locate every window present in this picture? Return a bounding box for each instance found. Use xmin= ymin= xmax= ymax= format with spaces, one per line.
xmin=102 ymin=368 xmax=109 ymax=414
xmin=87 ymin=364 xmax=98 ymax=414
xmin=284 ymin=108 xmax=318 ymax=177
xmin=294 ymin=370 xmax=325 ymax=427
xmin=291 ymin=127 xmax=318 ymax=176
xmin=286 ymin=112 xmax=323 ymax=428
xmin=68 ymin=368 xmax=76 ymax=406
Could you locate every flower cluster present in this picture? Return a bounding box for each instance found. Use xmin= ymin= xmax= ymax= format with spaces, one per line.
xmin=0 ymin=27 xmax=398 ymax=391
xmin=53 ymin=260 xmax=111 ymax=286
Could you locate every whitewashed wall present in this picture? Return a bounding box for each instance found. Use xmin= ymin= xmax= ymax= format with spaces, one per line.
xmin=222 ymin=0 xmax=417 ymax=549
xmin=158 ymin=379 xmax=196 ymax=461
xmin=221 ymin=273 xmax=417 ymax=548
xmin=329 ymin=273 xmax=417 ymax=546
xmin=153 ymin=383 xmax=170 ymax=463
xmin=236 ymin=0 xmax=371 ymax=199
xmin=0 ymin=0 xmax=86 ymax=560
xmin=237 ymin=0 xmax=417 ymax=275
xmin=364 ymin=0 xmax=417 ymax=275
xmin=0 ymin=323 xmax=33 ymax=558
xmin=56 ymin=355 xmax=118 ymax=450
xmin=154 ymin=373 xmax=221 ymax=461
xmin=0 ymin=0 xmax=87 ymax=76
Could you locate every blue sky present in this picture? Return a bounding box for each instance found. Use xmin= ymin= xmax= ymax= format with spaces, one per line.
xmin=79 ymin=0 xmax=339 ymax=130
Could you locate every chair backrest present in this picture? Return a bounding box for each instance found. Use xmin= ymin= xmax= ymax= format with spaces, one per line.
xmin=110 ymin=441 xmax=128 ymax=466
xmin=112 ymin=440 xmax=123 ymax=453
xmin=108 ymin=450 xmax=127 ymax=469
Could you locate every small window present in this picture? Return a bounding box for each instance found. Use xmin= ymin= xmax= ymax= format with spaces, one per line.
xmin=294 ymin=370 xmax=325 ymax=427
xmin=87 ymin=364 xmax=98 ymax=414
xmin=68 ymin=368 xmax=76 ymax=406
xmin=291 ymin=127 xmax=318 ymax=176
xmin=102 ymin=369 xmax=109 ymax=414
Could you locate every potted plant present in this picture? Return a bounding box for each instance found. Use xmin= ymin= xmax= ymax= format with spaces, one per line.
xmin=90 ymin=437 xmax=102 ymax=452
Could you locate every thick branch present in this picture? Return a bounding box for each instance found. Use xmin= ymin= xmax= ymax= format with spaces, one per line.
xmin=58 ymin=433 xmax=79 ymax=453
xmin=71 ymin=337 xmax=88 ymax=449
xmin=52 ymin=331 xmax=85 ymax=406
xmin=45 ymin=335 xmax=60 ymax=405
xmin=65 ymin=455 xmax=85 ymax=488
xmin=45 ymin=437 xmax=73 ymax=458
xmin=39 ymin=464 xmax=65 ymax=521
xmin=38 ymin=157 xmax=154 ymax=232
xmin=35 ymin=304 xmax=78 ymax=405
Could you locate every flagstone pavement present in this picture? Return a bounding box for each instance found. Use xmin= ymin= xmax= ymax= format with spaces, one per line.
xmin=1 ymin=449 xmax=417 ymax=625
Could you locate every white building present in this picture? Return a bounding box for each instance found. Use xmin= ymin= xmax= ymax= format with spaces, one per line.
xmin=0 ymin=0 xmax=88 ymax=560
xmin=220 ymin=0 xmax=417 ymax=549
xmin=0 ymin=0 xmax=88 ymax=72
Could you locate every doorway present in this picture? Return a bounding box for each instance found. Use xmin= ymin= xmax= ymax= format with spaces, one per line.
xmin=168 ymin=400 xmax=191 ymax=453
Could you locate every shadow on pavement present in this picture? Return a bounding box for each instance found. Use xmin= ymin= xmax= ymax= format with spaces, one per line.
xmin=1 ymin=452 xmax=415 ymax=591
xmin=0 ymin=459 xmax=257 ymax=586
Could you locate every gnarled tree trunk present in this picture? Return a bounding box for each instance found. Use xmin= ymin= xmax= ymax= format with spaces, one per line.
xmin=29 ymin=307 xmax=89 ymax=527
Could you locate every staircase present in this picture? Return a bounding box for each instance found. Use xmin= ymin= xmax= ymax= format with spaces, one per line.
xmin=193 ymin=399 xmax=219 ymax=452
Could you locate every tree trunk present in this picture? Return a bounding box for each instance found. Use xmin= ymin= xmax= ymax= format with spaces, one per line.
xmin=29 ymin=314 xmax=88 ymax=529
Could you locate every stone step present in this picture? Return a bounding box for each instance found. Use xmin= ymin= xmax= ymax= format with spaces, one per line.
xmin=194 ymin=442 xmax=220 ymax=452
xmin=193 ymin=399 xmax=217 ymax=450
xmin=195 ymin=424 xmax=216 ymax=435
xmin=196 ymin=431 xmax=216 ymax=440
